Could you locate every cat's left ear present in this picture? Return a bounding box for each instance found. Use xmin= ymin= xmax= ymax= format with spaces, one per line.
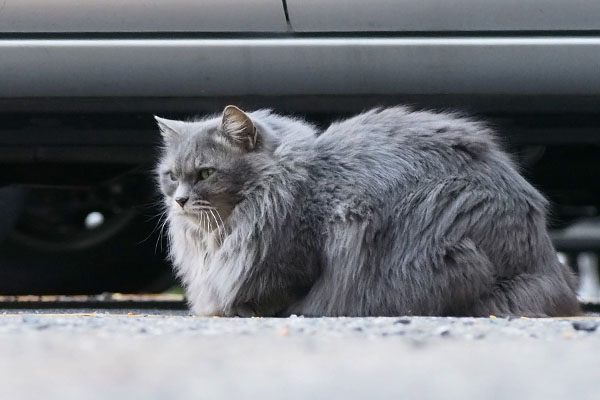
xmin=154 ymin=116 xmax=183 ymax=144
xmin=220 ymin=105 xmax=258 ymax=151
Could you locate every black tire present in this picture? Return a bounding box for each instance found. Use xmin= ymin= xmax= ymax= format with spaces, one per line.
xmin=0 ymin=186 xmax=174 ymax=295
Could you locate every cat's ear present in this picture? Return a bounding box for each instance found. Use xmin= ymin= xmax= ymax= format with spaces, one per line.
xmin=220 ymin=105 xmax=258 ymax=151
xmin=154 ymin=116 xmax=183 ymax=144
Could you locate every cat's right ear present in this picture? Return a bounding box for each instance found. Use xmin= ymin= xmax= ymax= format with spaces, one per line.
xmin=154 ymin=116 xmax=182 ymax=144
xmin=220 ymin=105 xmax=258 ymax=151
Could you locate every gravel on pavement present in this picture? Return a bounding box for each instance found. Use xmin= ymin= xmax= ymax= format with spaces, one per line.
xmin=1 ymin=311 xmax=600 ymax=400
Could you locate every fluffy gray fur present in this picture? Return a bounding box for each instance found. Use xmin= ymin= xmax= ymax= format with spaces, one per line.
xmin=156 ymin=106 xmax=580 ymax=317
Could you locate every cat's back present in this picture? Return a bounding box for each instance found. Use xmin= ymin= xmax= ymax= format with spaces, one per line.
xmin=317 ymin=106 xmax=496 ymax=158
xmin=312 ymin=107 xmax=504 ymax=190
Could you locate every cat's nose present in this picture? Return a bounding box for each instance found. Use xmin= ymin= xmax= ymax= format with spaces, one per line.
xmin=175 ymin=197 xmax=189 ymax=208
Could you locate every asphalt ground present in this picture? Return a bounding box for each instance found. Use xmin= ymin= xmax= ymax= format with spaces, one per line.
xmin=1 ymin=299 xmax=600 ymax=400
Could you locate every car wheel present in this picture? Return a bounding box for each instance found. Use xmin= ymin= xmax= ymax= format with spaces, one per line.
xmin=0 ymin=184 xmax=174 ymax=295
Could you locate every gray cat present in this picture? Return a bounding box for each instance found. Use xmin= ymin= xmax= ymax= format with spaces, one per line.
xmin=156 ymin=105 xmax=580 ymax=317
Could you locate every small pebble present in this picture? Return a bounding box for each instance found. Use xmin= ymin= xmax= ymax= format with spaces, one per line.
xmin=563 ymin=332 xmax=575 ymax=339
xmin=278 ymin=327 xmax=290 ymax=336
xmin=572 ymin=321 xmax=598 ymax=332
xmin=21 ymin=315 xmax=39 ymax=324
xmin=435 ymin=326 xmax=451 ymax=337
xmin=36 ymin=324 xmax=50 ymax=331
xmin=394 ymin=319 xmax=411 ymax=325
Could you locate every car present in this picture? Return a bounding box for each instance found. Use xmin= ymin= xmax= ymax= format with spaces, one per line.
xmin=1 ymin=0 xmax=600 ymax=294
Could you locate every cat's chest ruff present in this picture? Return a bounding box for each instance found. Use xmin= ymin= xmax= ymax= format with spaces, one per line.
xmin=172 ymin=223 xmax=222 ymax=273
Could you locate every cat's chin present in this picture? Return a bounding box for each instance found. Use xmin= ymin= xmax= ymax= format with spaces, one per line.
xmin=173 ymin=211 xmax=219 ymax=233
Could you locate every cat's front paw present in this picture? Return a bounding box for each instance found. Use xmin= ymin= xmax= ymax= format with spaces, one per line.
xmin=189 ymin=297 xmax=225 ymax=317
xmin=190 ymin=304 xmax=223 ymax=317
xmin=190 ymin=303 xmax=256 ymax=317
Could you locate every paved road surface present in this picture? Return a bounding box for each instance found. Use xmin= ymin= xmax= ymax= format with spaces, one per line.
xmin=1 ymin=311 xmax=599 ymax=400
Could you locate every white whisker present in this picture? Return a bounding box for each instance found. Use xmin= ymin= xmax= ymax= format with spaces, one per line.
xmin=197 ymin=211 xmax=203 ymax=236
xmin=208 ymin=209 xmax=223 ymax=244
xmin=156 ymin=213 xmax=169 ymax=252
xmin=149 ymin=210 xmax=168 ymax=253
xmin=214 ymin=209 xmax=226 ymax=243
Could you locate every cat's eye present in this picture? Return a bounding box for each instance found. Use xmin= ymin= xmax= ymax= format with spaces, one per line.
xmin=198 ymin=168 xmax=214 ymax=181
xmin=167 ymin=171 xmax=177 ymax=182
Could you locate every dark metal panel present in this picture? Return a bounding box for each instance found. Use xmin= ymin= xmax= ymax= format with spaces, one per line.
xmin=0 ymin=0 xmax=287 ymax=32
xmin=287 ymin=0 xmax=600 ymax=31
xmin=1 ymin=38 xmax=600 ymax=97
